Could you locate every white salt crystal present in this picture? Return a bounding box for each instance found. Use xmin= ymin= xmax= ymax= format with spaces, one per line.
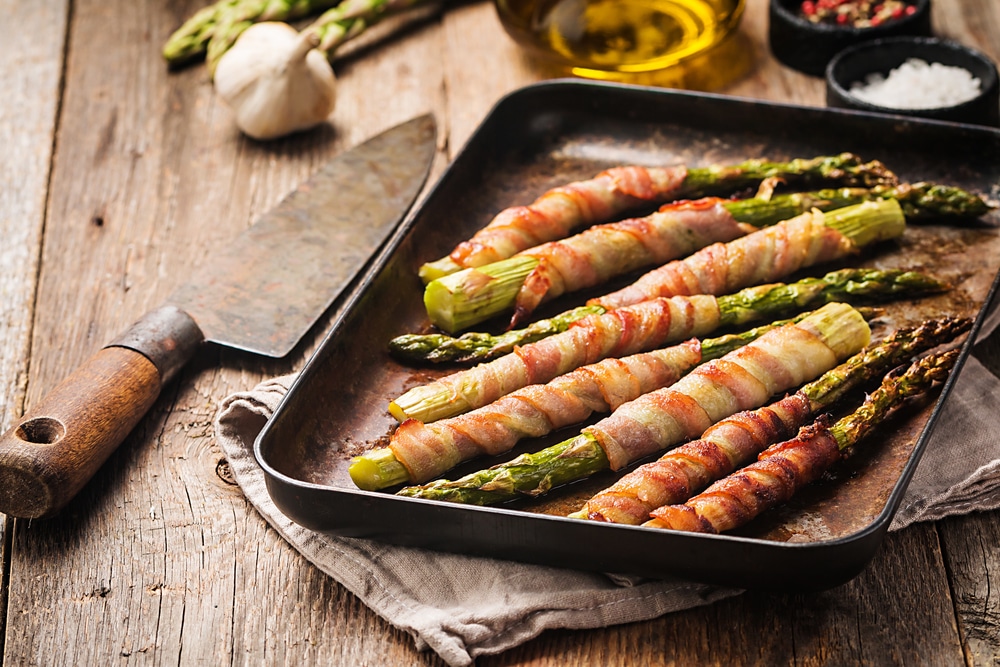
xmin=849 ymin=58 xmax=982 ymax=109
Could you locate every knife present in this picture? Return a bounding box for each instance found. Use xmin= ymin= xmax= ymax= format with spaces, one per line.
xmin=0 ymin=114 xmax=437 ymax=519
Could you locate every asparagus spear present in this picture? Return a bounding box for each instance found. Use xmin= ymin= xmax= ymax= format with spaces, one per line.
xmin=569 ymin=316 xmax=971 ymax=523
xmin=419 ymin=154 xmax=898 ymax=281
xmin=424 ymin=198 xmax=908 ymax=332
xmin=645 ymin=348 xmax=960 ymax=533
xmin=354 ymin=311 xmax=813 ymax=491
xmin=396 ymin=303 xmax=871 ymax=503
xmin=390 ymin=267 xmax=947 ymax=365
xmin=396 ymin=318 xmax=966 ymax=506
xmin=308 ymin=0 xmax=428 ymax=53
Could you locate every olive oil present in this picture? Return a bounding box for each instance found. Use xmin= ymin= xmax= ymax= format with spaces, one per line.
xmin=495 ymin=0 xmax=745 ymax=78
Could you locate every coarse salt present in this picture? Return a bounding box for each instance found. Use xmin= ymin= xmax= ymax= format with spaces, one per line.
xmin=849 ymin=58 xmax=982 ymax=109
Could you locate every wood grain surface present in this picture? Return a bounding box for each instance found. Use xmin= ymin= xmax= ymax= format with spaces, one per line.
xmin=1 ymin=0 xmax=998 ymax=664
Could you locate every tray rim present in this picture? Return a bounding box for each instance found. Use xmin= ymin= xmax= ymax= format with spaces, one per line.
xmin=253 ymin=79 xmax=1000 ymax=588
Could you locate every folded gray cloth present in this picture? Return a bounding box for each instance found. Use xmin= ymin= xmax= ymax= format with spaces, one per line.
xmin=891 ymin=294 xmax=1000 ymax=529
xmin=214 ymin=303 xmax=1000 ymax=665
xmin=215 ymin=377 xmax=740 ymax=666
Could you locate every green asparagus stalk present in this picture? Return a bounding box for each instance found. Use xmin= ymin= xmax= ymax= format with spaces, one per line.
xmin=718 ymin=182 xmax=992 ymax=227
xmin=390 ymin=305 xmax=604 ymax=363
xmin=391 ymin=268 xmax=947 ymax=364
xmin=423 ymin=196 xmax=910 ymax=333
xmin=355 ymin=311 xmax=815 ymax=491
xmin=308 ymin=0 xmax=427 ymax=52
xmin=419 ymin=153 xmax=899 ymax=282
xmin=675 ymin=154 xmax=896 ymax=197
xmin=397 ymin=317 xmax=968 ymax=505
xmin=829 ymin=348 xmax=959 ymax=453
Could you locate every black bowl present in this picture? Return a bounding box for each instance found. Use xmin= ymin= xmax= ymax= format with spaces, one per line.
xmin=769 ymin=0 xmax=932 ymax=77
xmin=826 ymin=37 xmax=1000 ymax=127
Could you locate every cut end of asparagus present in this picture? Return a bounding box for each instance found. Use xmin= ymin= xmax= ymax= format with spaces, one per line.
xmin=349 ymin=447 xmax=412 ymax=490
xmin=796 ymin=302 xmax=872 ymax=359
xmin=390 ymin=384 xmax=471 ymax=424
xmin=419 ymin=256 xmax=465 ymax=284
xmin=424 ymin=256 xmax=539 ymax=333
xmin=822 ymin=199 xmax=906 ymax=247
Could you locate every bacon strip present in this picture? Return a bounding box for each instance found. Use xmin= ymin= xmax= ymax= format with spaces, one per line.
xmin=391 ymin=295 xmax=721 ymax=422
xmin=449 ymin=166 xmax=688 ymax=269
xmin=390 ymin=340 xmax=702 ymax=483
xmin=510 ymin=199 xmax=747 ymax=322
xmin=590 ymin=209 xmax=856 ymax=311
xmin=585 ymin=319 xmax=844 ymax=471
xmin=576 ymin=393 xmax=812 ymax=524
xmin=646 ymin=419 xmax=842 ymax=533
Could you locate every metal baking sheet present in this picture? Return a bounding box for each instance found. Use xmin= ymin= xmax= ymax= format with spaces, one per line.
xmin=254 ymin=80 xmax=1000 ymax=590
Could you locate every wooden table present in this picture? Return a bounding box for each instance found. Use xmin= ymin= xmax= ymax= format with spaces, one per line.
xmin=2 ymin=0 xmax=999 ymax=663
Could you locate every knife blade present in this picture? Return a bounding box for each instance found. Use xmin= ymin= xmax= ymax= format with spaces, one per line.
xmin=0 ymin=114 xmax=437 ymax=519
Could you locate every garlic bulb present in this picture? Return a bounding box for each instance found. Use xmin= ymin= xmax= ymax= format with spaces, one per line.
xmin=214 ymin=22 xmax=337 ymax=141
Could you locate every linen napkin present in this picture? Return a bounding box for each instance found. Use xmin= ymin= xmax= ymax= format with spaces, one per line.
xmin=214 ymin=298 xmax=1000 ymax=666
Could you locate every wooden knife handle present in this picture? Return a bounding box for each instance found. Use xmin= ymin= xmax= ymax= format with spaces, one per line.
xmin=0 ymin=306 xmax=203 ymax=518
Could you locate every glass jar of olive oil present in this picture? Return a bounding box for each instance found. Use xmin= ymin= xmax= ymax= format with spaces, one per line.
xmin=494 ymin=0 xmax=746 ymax=84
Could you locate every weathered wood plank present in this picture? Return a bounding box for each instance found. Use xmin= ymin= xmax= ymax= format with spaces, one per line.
xmin=0 ymin=0 xmax=68 ymax=431
xmin=0 ymin=0 xmax=70 ymax=655
xmin=938 ymin=513 xmax=1000 ymax=664
xmin=479 ymin=525 xmax=964 ymax=666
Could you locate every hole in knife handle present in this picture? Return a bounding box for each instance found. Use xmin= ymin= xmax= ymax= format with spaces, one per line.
xmin=15 ymin=417 xmax=66 ymax=445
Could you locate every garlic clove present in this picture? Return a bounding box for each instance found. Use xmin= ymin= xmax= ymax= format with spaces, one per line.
xmin=214 ymin=22 xmax=337 ymax=141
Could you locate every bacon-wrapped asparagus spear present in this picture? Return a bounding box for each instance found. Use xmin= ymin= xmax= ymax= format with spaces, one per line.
xmin=389 ymin=269 xmax=945 ymax=370
xmin=391 ymin=269 xmax=942 ymax=424
xmin=426 ymin=196 xmax=895 ymax=333
xmin=511 ymin=198 xmax=898 ymax=325
xmin=354 ymin=312 xmax=819 ymax=490
xmin=424 ymin=182 xmax=991 ymax=332
xmin=397 ymin=302 xmax=870 ymax=505
xmin=646 ymin=348 xmax=960 ymax=534
xmin=418 ymin=154 xmax=897 ymax=282
xmin=570 ymin=317 xmax=971 ymax=524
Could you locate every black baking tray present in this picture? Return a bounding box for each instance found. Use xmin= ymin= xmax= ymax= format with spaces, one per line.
xmin=254 ymin=80 xmax=1000 ymax=590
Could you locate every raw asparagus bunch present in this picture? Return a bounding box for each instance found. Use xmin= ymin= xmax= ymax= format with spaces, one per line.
xmin=353 ymin=311 xmax=818 ymax=491
xmin=163 ymin=0 xmax=340 ymax=65
xmin=206 ymin=0 xmax=427 ymax=73
xmin=419 ymin=154 xmax=898 ymax=281
xmin=427 ymin=197 xmax=906 ymax=332
xmin=646 ymin=348 xmax=960 ymax=533
xmin=389 ymin=267 xmax=947 ymax=366
xmin=164 ymin=0 xmax=432 ymax=72
xmin=396 ymin=303 xmax=871 ymax=504
xmin=570 ymin=316 xmax=971 ymax=524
